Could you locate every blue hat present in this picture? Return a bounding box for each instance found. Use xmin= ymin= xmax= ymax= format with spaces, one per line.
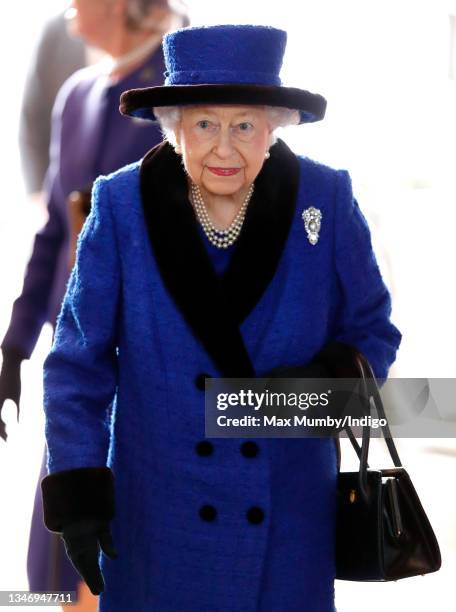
xmin=120 ymin=25 xmax=326 ymax=124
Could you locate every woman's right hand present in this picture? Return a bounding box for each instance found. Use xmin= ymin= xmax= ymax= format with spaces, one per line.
xmin=41 ymin=466 xmax=117 ymax=592
xmin=61 ymin=518 xmax=118 ymax=595
xmin=0 ymin=348 xmax=23 ymax=441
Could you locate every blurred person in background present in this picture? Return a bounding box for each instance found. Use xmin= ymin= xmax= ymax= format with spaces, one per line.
xmin=19 ymin=10 xmax=87 ymax=198
xmin=0 ymin=0 xmax=189 ymax=608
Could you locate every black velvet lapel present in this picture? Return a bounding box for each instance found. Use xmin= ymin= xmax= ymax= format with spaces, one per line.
xmin=139 ymin=139 xmax=300 ymax=377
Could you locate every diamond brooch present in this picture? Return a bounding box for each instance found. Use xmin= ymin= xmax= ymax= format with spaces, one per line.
xmin=301 ymin=207 xmax=322 ymax=245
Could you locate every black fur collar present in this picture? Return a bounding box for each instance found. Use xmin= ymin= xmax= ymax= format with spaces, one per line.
xmin=139 ymin=139 xmax=300 ymax=376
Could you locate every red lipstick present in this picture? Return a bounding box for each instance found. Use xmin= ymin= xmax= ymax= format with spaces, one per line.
xmin=207 ymin=167 xmax=241 ymax=176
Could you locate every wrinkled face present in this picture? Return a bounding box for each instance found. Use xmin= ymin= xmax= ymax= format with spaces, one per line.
xmin=175 ymin=105 xmax=272 ymax=198
xmin=67 ymin=0 xmax=119 ymax=45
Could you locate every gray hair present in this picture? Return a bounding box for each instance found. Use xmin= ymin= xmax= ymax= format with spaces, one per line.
xmin=153 ymin=105 xmax=301 ymax=150
xmin=126 ymin=0 xmax=189 ymax=31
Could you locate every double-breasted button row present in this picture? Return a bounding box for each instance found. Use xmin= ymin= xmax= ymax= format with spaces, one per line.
xmin=199 ymin=504 xmax=265 ymax=524
xmin=194 ymin=375 xmax=262 ymax=524
xmin=194 ymin=440 xmax=259 ymax=458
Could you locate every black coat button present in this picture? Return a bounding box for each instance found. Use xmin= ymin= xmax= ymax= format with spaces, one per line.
xmin=240 ymin=441 xmax=259 ymax=458
xmin=195 ymin=440 xmax=214 ymax=456
xmin=199 ymin=504 xmax=217 ymax=522
xmin=195 ymin=372 xmax=209 ymax=391
xmin=246 ymin=506 xmax=264 ymax=524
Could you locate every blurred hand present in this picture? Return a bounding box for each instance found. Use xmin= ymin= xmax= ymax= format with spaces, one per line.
xmin=61 ymin=518 xmax=118 ymax=595
xmin=0 ymin=348 xmax=24 ymax=441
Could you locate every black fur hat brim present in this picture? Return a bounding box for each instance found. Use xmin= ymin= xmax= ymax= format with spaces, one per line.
xmin=119 ymin=83 xmax=326 ymax=124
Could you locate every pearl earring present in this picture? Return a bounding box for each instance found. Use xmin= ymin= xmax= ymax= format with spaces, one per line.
xmin=265 ymin=151 xmax=270 ymax=159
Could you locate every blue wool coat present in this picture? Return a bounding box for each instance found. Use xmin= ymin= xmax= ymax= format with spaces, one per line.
xmin=43 ymin=140 xmax=401 ymax=611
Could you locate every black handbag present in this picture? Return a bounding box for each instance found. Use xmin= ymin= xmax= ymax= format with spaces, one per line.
xmin=335 ymin=351 xmax=442 ymax=581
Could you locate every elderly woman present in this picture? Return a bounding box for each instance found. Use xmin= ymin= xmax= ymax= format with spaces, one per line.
xmin=40 ymin=25 xmax=401 ymax=612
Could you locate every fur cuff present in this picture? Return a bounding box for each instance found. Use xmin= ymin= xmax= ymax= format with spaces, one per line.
xmin=41 ymin=467 xmax=115 ymax=533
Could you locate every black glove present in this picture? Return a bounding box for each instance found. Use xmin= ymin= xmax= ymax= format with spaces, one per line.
xmin=265 ymin=358 xmax=331 ymax=379
xmin=309 ymin=342 xmax=369 ymax=418
xmin=307 ymin=341 xmax=363 ymax=379
xmin=265 ymin=342 xmax=361 ymax=379
xmin=0 ymin=348 xmax=25 ymax=441
xmin=41 ymin=467 xmax=117 ymax=595
xmin=61 ymin=518 xmax=118 ymax=595
xmin=264 ymin=342 xmax=367 ymax=429
xmin=263 ymin=342 xmax=368 ymax=472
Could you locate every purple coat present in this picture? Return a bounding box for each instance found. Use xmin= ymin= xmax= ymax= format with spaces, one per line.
xmin=2 ymin=50 xmax=164 ymax=359
xmin=6 ymin=48 xmax=165 ymax=595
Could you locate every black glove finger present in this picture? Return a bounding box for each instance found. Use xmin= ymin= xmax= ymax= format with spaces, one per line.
xmin=98 ymin=527 xmax=118 ymax=560
xmin=70 ymin=547 xmax=105 ymax=595
xmin=63 ymin=524 xmax=100 ymax=554
xmin=0 ymin=418 xmax=7 ymax=442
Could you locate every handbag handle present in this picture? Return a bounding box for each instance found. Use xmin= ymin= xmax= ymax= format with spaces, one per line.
xmin=343 ymin=350 xmax=403 ymax=503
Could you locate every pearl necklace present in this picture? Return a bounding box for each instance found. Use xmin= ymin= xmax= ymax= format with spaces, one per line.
xmin=190 ymin=183 xmax=254 ymax=249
